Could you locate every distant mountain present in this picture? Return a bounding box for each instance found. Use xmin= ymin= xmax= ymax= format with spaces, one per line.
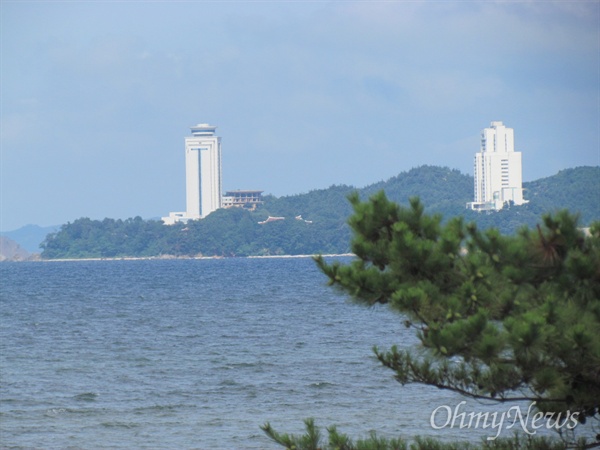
xmin=39 ymin=165 xmax=599 ymax=259
xmin=0 ymin=236 xmax=33 ymax=262
xmin=1 ymin=224 xmax=59 ymax=253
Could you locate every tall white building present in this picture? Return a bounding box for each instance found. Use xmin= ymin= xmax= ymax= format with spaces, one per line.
xmin=185 ymin=124 xmax=222 ymax=218
xmin=467 ymin=121 xmax=527 ymax=211
xmin=162 ymin=124 xmax=222 ymax=224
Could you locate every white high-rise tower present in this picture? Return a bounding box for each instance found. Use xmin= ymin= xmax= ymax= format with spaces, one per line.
xmin=162 ymin=123 xmax=222 ymax=224
xmin=467 ymin=121 xmax=527 ymax=211
xmin=185 ymin=124 xmax=222 ymax=219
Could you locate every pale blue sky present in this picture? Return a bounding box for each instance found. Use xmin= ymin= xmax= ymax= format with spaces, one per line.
xmin=1 ymin=1 xmax=598 ymax=231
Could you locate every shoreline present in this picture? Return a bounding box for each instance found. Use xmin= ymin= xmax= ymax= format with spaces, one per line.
xmin=25 ymin=253 xmax=355 ymax=263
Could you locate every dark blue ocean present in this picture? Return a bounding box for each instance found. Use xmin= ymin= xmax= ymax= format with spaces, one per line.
xmin=0 ymin=258 xmax=589 ymax=449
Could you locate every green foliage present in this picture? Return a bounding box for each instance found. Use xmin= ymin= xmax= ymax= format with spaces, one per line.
xmin=40 ymin=216 xmax=167 ymax=258
xmin=261 ymin=418 xmax=590 ymax=449
xmin=262 ymin=418 xmax=409 ymax=450
xmin=307 ymin=193 xmax=600 ymax=447
xmin=262 ymin=184 xmax=356 ymax=225
xmin=261 ymin=419 xmax=324 ymax=450
xmin=264 ymin=193 xmax=599 ymax=450
xmin=317 ymin=194 xmax=600 ymax=416
xmin=361 ymin=165 xmax=473 ymax=219
xmin=40 ymin=206 xmax=350 ymax=259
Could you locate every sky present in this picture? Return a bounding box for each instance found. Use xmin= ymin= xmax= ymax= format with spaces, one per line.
xmin=1 ymin=1 xmax=599 ymax=231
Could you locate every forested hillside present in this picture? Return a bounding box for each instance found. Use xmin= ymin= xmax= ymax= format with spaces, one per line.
xmin=361 ymin=165 xmax=472 ymax=217
xmin=461 ymin=166 xmax=599 ymax=233
xmin=523 ymin=166 xmax=599 ymax=225
xmin=40 ymin=165 xmax=599 ymax=259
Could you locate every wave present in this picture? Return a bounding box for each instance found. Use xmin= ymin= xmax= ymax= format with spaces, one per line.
xmin=100 ymin=421 xmax=140 ymax=429
xmin=74 ymin=392 xmax=98 ymax=402
xmin=308 ymin=381 xmax=336 ymax=389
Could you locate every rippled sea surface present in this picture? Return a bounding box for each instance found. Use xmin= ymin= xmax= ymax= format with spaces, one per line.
xmin=0 ymin=257 xmax=583 ymax=449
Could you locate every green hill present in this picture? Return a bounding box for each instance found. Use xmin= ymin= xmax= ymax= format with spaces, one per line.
xmin=40 ymin=165 xmax=599 ymax=259
xmin=459 ymin=166 xmax=599 ymax=234
xmin=522 ymin=166 xmax=599 ymax=225
xmin=361 ymin=165 xmax=472 ymax=217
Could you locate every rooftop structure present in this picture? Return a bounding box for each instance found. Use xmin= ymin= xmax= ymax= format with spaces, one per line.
xmin=222 ymin=190 xmax=264 ymax=210
xmin=190 ymin=123 xmax=218 ymax=136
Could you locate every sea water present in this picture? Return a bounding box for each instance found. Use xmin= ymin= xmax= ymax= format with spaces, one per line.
xmin=0 ymin=258 xmax=588 ymax=449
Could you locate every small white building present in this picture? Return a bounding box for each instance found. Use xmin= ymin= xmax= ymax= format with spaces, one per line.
xmin=467 ymin=121 xmax=528 ymax=211
xmin=162 ymin=124 xmax=223 ymax=225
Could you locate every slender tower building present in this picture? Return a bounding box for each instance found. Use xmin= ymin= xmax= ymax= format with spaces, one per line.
xmin=468 ymin=121 xmax=527 ymax=211
xmin=162 ymin=123 xmax=222 ymax=224
xmin=185 ymin=124 xmax=222 ymax=219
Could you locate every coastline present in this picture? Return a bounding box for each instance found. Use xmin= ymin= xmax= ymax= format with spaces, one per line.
xmin=28 ymin=253 xmax=355 ymax=263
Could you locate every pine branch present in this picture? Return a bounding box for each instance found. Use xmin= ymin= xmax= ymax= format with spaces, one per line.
xmin=375 ymin=346 xmax=567 ymax=405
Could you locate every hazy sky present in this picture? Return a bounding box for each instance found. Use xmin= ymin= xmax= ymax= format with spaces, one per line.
xmin=1 ymin=1 xmax=599 ymax=231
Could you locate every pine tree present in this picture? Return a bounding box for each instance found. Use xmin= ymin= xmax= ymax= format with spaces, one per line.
xmin=263 ymin=192 xmax=600 ymax=449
